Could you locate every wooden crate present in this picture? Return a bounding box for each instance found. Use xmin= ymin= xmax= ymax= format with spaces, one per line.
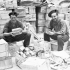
xmin=38 ymin=19 xmax=45 ymax=26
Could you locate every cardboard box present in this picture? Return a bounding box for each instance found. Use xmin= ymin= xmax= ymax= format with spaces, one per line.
xmin=40 ymin=6 xmax=47 ymax=13
xmin=0 ymin=39 xmax=8 ymax=53
xmin=59 ymin=7 xmax=69 ymax=14
xmin=0 ymin=52 xmax=9 ymax=57
xmin=0 ymin=56 xmax=13 ymax=70
xmin=38 ymin=13 xmax=45 ymax=20
xmin=38 ymin=19 xmax=45 ymax=26
xmin=58 ymin=13 xmax=65 ymax=20
xmin=25 ymin=14 xmax=36 ymax=21
xmin=0 ymin=39 xmax=8 ymax=57
xmin=5 ymin=0 xmax=17 ymax=8
xmin=19 ymin=57 xmax=50 ymax=70
xmin=0 ymin=14 xmax=9 ymax=19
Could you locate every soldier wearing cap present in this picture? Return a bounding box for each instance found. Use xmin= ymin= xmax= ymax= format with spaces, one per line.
xmin=44 ymin=9 xmax=69 ymax=51
xmin=3 ymin=10 xmax=31 ymax=48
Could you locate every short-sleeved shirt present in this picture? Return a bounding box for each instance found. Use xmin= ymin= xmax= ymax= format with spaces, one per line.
xmin=3 ymin=20 xmax=24 ymax=33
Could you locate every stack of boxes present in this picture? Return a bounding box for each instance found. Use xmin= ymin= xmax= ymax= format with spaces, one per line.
xmin=0 ymin=0 xmax=17 ymax=9
xmin=0 ymin=10 xmax=10 ymax=34
xmin=16 ymin=6 xmax=26 ymax=22
xmin=5 ymin=0 xmax=17 ymax=9
xmin=25 ymin=6 xmax=36 ymax=21
xmin=25 ymin=6 xmax=36 ymax=30
xmin=0 ymin=39 xmax=13 ymax=70
xmin=17 ymin=5 xmax=36 ymax=31
xmin=37 ymin=5 xmax=47 ymax=33
xmin=58 ymin=6 xmax=70 ymax=33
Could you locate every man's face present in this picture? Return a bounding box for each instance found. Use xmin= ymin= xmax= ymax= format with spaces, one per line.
xmin=10 ymin=15 xmax=17 ymax=23
xmin=51 ymin=12 xmax=58 ymax=20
